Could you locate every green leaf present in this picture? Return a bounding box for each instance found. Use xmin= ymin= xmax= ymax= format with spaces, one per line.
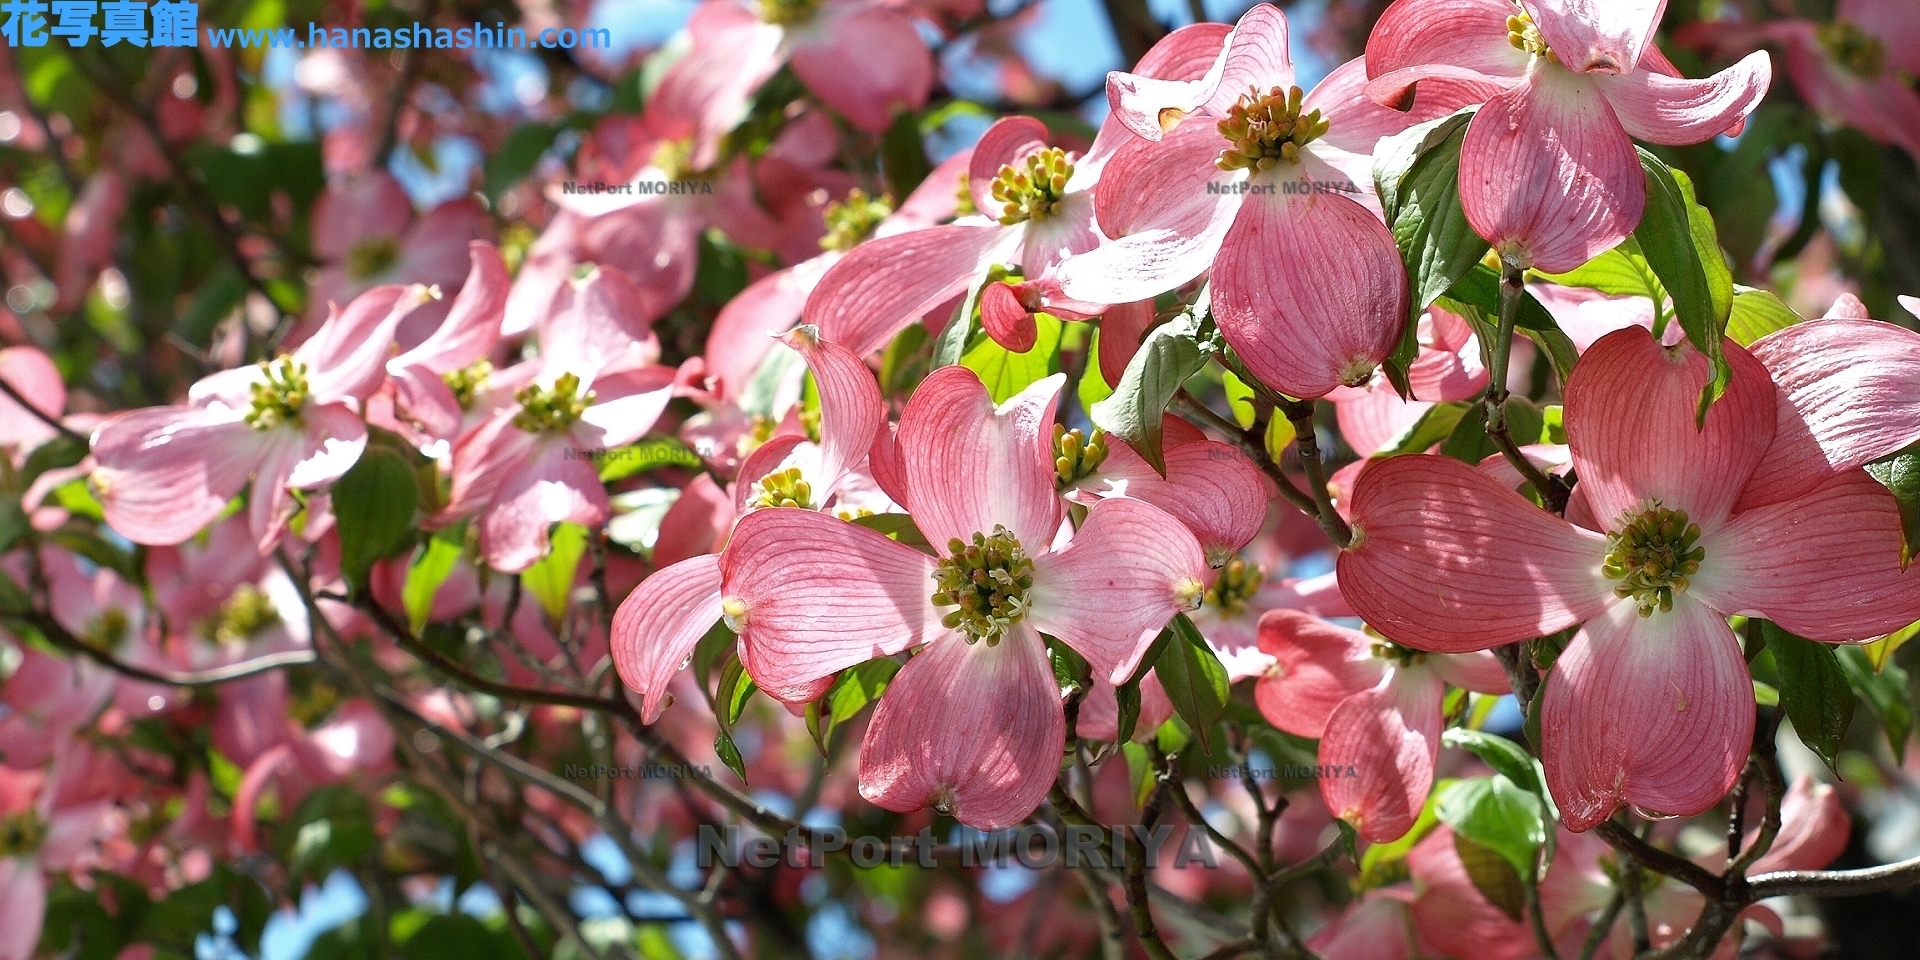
xmin=0 ymin=499 xmax=25 ymax=556
xmin=1726 ymin=286 xmax=1801 ymax=347
xmin=1220 ymin=369 xmax=1256 ymax=428
xmin=1153 ymin=614 xmax=1229 ymax=753
xmin=1440 ymin=397 xmax=1542 ymax=466
xmin=881 ymin=110 xmax=934 ymax=202
xmin=19 ymin=433 xmax=88 ymax=490
xmin=1374 ymin=108 xmax=1487 ymax=395
xmin=1863 ymin=620 xmax=1920 ymax=673
xmin=1761 ymin=623 xmax=1854 ymax=771
xmin=1435 ymin=775 xmax=1545 ymax=880
xmin=1375 ymin=401 xmax=1470 ymax=457
xmin=1536 ymin=247 xmax=1666 ymax=302
xmin=1049 ymin=638 xmax=1091 ymax=695
xmin=1077 ymin=330 xmax=1116 ymax=413
xmin=1122 ymin=741 xmax=1156 ymax=809
xmin=828 ymin=658 xmax=901 ymax=726
xmin=1441 ymin=729 xmax=1540 ymax=794
xmin=715 ymin=653 xmax=757 ymax=729
xmin=283 ymin=785 xmax=377 ymax=882
xmin=596 ymin=437 xmax=702 ymax=482
xmin=518 ymin=522 xmax=588 ymax=621
xmin=1454 ymin=833 xmax=1527 ymax=922
xmin=880 ymin=322 xmax=931 ymax=396
xmin=1114 ymin=680 xmax=1143 ymax=744
xmin=403 ymin=524 xmax=465 ymax=634
xmin=1836 ymin=645 xmax=1912 ymax=763
xmin=47 ymin=526 xmax=140 ymax=583
xmin=961 ymin=312 xmax=1064 ymax=403
xmin=714 ymin=729 xmax=747 ymax=781
xmin=485 ymin=122 xmax=559 ymax=200
xmin=1863 ymin=445 xmax=1920 ymax=569
xmin=1090 ymin=312 xmax=1209 ymax=475
xmin=1633 ymin=153 xmax=1732 ymax=422
xmin=333 ymin=446 xmax=419 ymax=589
xmin=849 ymin=512 xmax=932 ymax=552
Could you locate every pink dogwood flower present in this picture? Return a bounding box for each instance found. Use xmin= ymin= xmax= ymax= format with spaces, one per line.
xmin=1337 ymin=326 xmax=1920 ymax=829
xmin=90 ymin=284 xmax=429 ymax=552
xmin=719 ymin=367 xmax=1210 ymax=829
xmin=803 ymin=22 xmax=1231 ymax=357
xmin=1680 ymin=0 xmax=1920 ymax=163
xmin=612 ymin=327 xmax=888 ymax=723
xmin=649 ymin=0 xmax=933 ymax=170
xmin=1740 ymin=294 xmax=1920 ymax=509
xmin=1364 ymin=0 xmax=1771 ymax=272
xmin=0 ymin=346 xmax=67 ymax=454
xmin=380 ymin=241 xmax=508 ymax=442
xmin=439 ymin=268 xmax=676 ymax=572
xmin=1056 ymin=9 xmax=1425 ymax=398
xmin=1328 ymin=306 xmax=1487 ymax=457
xmin=1254 ymin=609 xmax=1508 ymax=841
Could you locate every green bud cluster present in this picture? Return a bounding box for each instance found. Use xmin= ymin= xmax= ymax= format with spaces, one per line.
xmin=1052 ymin=425 xmax=1110 ymax=487
xmin=213 ymin=583 xmax=281 ymax=644
xmin=750 ymin=466 xmax=815 ymax=510
xmin=246 ymin=356 xmax=311 ymax=431
xmin=1203 ymin=558 xmax=1266 ymax=615
xmin=990 ymin=148 xmax=1074 ymax=226
xmin=1603 ymin=503 xmax=1705 ymax=617
xmin=1215 ymin=85 xmax=1329 ymax=173
xmin=0 ymin=811 xmax=44 ymax=857
xmin=1369 ymin=639 xmax=1427 ymax=667
xmin=513 ymin=372 xmax=592 ymax=434
xmin=820 ymin=188 xmax=894 ymax=252
xmin=347 ymin=235 xmax=401 ymax=281
xmin=759 ymin=0 xmax=819 ymax=25
xmin=953 ymin=172 xmax=977 ymax=218
xmin=1819 ymin=20 xmax=1886 ymax=78
xmin=442 ymin=359 xmax=493 ymax=411
xmin=932 ymin=525 xmax=1036 ymax=645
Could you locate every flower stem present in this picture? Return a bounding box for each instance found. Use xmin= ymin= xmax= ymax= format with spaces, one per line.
xmin=1486 ymin=262 xmax=1570 ymax=514
xmin=1281 ymin=399 xmax=1353 ymax=548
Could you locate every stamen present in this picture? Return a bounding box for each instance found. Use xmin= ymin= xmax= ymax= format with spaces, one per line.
xmin=245 ymin=356 xmax=311 ymax=431
xmin=1052 ymin=425 xmax=1110 ymax=487
xmin=1215 ymin=85 xmax=1329 ymax=173
xmin=1506 ymin=11 xmax=1555 ymax=60
xmin=1602 ymin=502 xmax=1706 ymax=617
xmin=759 ymin=0 xmax=819 ymax=25
xmin=442 ymin=359 xmax=493 ymax=411
xmin=1202 ymin=558 xmax=1266 ymax=616
xmin=513 ymin=372 xmax=593 ymax=434
xmin=748 ymin=466 xmax=815 ymax=511
xmin=213 ymin=584 xmax=281 ymax=643
xmin=931 ymin=525 xmax=1037 ymax=645
xmin=820 ymin=188 xmax=894 ymax=252
xmin=990 ymin=148 xmax=1075 ymax=226
xmin=1818 ymin=20 xmax=1886 ymax=78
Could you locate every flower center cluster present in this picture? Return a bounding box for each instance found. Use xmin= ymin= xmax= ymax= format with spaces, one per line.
xmin=1369 ymin=639 xmax=1426 ymax=667
xmin=1216 ymin=85 xmax=1328 ymax=173
xmin=759 ymin=0 xmax=818 ymax=25
xmin=652 ymin=138 xmax=695 ymax=181
xmin=347 ymin=236 xmax=401 ymax=281
xmin=246 ymin=356 xmax=311 ymax=431
xmin=513 ymin=372 xmax=592 ymax=434
xmin=1052 ymin=426 xmax=1110 ymax=487
xmin=85 ymin=608 xmax=131 ymax=648
xmin=990 ymin=148 xmax=1073 ymax=226
xmin=0 ymin=811 xmax=44 ymax=857
xmin=213 ymin=583 xmax=281 ymax=644
xmin=442 ymin=360 xmax=492 ymax=411
xmin=749 ymin=466 xmax=815 ymax=510
xmin=1603 ymin=503 xmax=1705 ymax=617
xmin=932 ymin=526 xmax=1036 ymax=645
xmin=1819 ymin=21 xmax=1887 ymax=78
xmin=953 ymin=172 xmax=977 ymax=218
xmin=1506 ymin=11 xmax=1554 ymax=60
xmin=820 ymin=188 xmax=893 ymax=252
xmin=1203 ymin=559 xmax=1265 ymax=615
